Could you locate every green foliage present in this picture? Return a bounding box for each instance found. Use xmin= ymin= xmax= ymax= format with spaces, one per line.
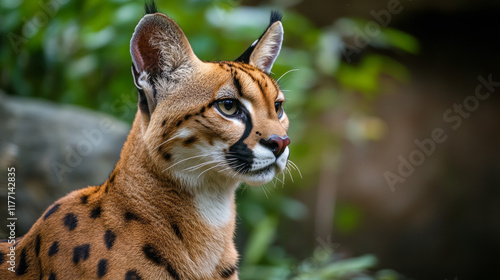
xmin=0 ymin=0 xmax=417 ymax=278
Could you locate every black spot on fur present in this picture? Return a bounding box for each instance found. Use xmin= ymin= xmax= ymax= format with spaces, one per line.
xmin=183 ymin=136 xmax=197 ymax=145
xmin=0 ymin=251 xmax=4 ymax=265
xmin=125 ymin=211 xmax=140 ymax=221
xmin=90 ymin=206 xmax=102 ymax=218
xmin=48 ymin=273 xmax=56 ymax=280
xmin=81 ymin=195 xmax=89 ymax=204
xmin=143 ymin=244 xmax=163 ymax=265
xmin=16 ymin=248 xmax=28 ymax=275
xmin=104 ymin=230 xmax=116 ymax=250
xmin=125 ymin=270 xmax=143 ymax=280
xmin=44 ymin=204 xmax=60 ymax=220
xmin=184 ymin=114 xmax=191 ymax=120
xmin=162 ymin=132 xmax=167 ymax=138
xmin=98 ymin=259 xmax=108 ymax=277
xmin=161 ymin=120 xmax=166 ymax=126
xmin=48 ymin=241 xmax=59 ymax=256
xmin=142 ymin=244 xmax=180 ymax=280
xmin=220 ymin=265 xmax=237 ymax=278
xmin=63 ymin=213 xmax=78 ymax=230
xmin=35 ymin=234 xmax=41 ymax=257
xmin=200 ymin=107 xmax=206 ymax=114
xmin=163 ymin=152 xmax=172 ymax=161
xmin=166 ymin=262 xmax=180 ymax=280
xmin=176 ymin=120 xmax=183 ymax=127
xmin=73 ymin=244 xmax=91 ymax=264
xmin=171 ymin=223 xmax=182 ymax=240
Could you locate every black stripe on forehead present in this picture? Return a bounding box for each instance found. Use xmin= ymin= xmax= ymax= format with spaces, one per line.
xmin=230 ymin=62 xmax=279 ymax=101
xmin=232 ymin=69 xmax=243 ymax=97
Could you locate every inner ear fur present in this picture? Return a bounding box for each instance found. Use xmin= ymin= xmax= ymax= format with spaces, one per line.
xmin=235 ymin=11 xmax=284 ymax=74
xmin=248 ymin=21 xmax=283 ymax=74
xmin=130 ymin=12 xmax=200 ymax=118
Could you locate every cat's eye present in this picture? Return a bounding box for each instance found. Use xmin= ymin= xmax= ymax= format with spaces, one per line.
xmin=216 ymin=99 xmax=239 ymax=116
xmin=275 ymin=101 xmax=284 ymax=118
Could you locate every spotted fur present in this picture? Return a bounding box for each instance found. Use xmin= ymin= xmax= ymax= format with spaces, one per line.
xmin=0 ymin=1 xmax=290 ymax=279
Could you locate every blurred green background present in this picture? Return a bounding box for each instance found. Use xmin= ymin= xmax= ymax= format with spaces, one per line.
xmin=1 ymin=0 xmax=500 ymax=279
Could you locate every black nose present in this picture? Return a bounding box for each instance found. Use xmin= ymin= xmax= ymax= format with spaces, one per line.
xmin=260 ymin=135 xmax=290 ymax=158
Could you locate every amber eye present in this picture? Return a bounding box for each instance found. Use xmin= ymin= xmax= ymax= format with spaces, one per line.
xmin=275 ymin=101 xmax=284 ymax=118
xmin=216 ymin=99 xmax=239 ymax=116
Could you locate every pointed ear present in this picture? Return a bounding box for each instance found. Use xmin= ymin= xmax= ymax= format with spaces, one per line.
xmin=130 ymin=10 xmax=199 ymax=118
xmin=235 ymin=11 xmax=283 ymax=74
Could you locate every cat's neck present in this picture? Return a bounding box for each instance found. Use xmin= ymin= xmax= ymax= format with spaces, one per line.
xmin=109 ymin=116 xmax=239 ymax=228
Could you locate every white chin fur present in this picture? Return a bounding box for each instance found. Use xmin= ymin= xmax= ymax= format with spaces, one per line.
xmin=241 ymin=146 xmax=290 ymax=186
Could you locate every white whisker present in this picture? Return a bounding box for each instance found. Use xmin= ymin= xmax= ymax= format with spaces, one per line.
xmin=150 ymin=133 xmax=180 ymax=154
xmin=276 ymin=69 xmax=300 ymax=83
xmin=288 ymin=160 xmax=303 ymax=179
xmin=162 ymin=153 xmax=213 ymax=172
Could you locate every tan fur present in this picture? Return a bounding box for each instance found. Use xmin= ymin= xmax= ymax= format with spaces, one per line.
xmin=0 ymin=11 xmax=288 ymax=280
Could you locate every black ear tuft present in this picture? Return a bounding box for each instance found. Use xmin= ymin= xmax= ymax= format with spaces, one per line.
xmin=235 ymin=11 xmax=283 ymax=64
xmin=269 ymin=10 xmax=282 ymax=26
xmin=145 ymin=0 xmax=158 ymax=15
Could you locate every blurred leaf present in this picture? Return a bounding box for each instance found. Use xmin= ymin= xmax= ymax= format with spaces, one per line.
xmin=382 ymin=28 xmax=420 ymax=54
xmin=244 ymin=215 xmax=278 ymax=266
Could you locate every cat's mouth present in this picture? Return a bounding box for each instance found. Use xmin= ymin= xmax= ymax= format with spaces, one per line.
xmin=223 ymin=144 xmax=289 ymax=186
xmin=246 ymin=164 xmax=275 ymax=176
xmin=241 ymin=166 xmax=276 ymax=186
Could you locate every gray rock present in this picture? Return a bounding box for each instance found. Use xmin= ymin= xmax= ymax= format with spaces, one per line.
xmin=0 ymin=92 xmax=130 ymax=236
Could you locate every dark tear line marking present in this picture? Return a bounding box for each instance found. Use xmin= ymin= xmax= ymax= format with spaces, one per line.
xmin=226 ymin=104 xmax=254 ymax=173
